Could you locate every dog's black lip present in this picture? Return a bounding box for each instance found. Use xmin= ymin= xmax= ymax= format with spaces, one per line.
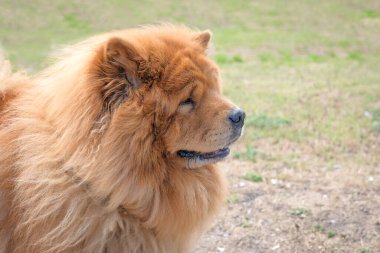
xmin=177 ymin=147 xmax=230 ymax=160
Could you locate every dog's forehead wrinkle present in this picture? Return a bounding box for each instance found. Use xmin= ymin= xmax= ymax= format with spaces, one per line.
xmin=161 ymin=49 xmax=193 ymax=76
xmin=166 ymin=58 xmax=197 ymax=81
xmin=162 ymin=49 xmax=212 ymax=90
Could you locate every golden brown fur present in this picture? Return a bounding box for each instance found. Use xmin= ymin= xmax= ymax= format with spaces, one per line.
xmin=0 ymin=25 xmax=243 ymax=253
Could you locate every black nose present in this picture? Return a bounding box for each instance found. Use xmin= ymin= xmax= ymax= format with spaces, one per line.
xmin=228 ymin=109 xmax=245 ymax=127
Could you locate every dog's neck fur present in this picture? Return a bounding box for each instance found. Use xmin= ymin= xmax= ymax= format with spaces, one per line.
xmin=2 ymin=114 xmax=224 ymax=253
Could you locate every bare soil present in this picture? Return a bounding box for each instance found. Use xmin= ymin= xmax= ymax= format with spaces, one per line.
xmin=196 ymin=141 xmax=380 ymax=253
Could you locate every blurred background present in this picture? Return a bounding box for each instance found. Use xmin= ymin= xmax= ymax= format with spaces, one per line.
xmin=1 ymin=0 xmax=379 ymax=252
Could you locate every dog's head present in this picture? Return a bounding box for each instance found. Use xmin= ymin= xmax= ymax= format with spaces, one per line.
xmin=92 ymin=26 xmax=245 ymax=169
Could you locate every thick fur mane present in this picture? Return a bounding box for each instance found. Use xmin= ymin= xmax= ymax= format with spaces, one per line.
xmin=0 ymin=25 xmax=226 ymax=253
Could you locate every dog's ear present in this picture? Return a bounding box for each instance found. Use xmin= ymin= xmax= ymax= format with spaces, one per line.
xmin=98 ymin=37 xmax=163 ymax=112
xmin=103 ymin=37 xmax=143 ymax=88
xmin=193 ymin=31 xmax=212 ymax=49
xmin=97 ymin=38 xmax=147 ymax=113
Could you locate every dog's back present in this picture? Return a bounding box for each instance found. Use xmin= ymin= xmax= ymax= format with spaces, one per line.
xmin=0 ymin=54 xmax=27 ymax=114
xmin=0 ymin=54 xmax=19 ymax=253
xmin=0 ymin=54 xmax=11 ymax=111
xmin=0 ymin=54 xmax=34 ymax=253
xmin=0 ymin=54 xmax=15 ymax=253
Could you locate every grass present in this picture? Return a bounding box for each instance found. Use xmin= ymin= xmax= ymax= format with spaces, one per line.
xmin=239 ymin=214 xmax=251 ymax=228
xmin=246 ymin=114 xmax=292 ymax=129
xmin=362 ymin=9 xmax=380 ymax=18
xmin=227 ymin=193 xmax=241 ymax=204
xmin=313 ymin=223 xmax=324 ymax=232
xmin=242 ymin=173 xmax=263 ymax=182
xmin=327 ymin=231 xmax=337 ymax=239
xmin=234 ymin=146 xmax=258 ymax=162
xmin=313 ymin=225 xmax=338 ymax=239
xmin=239 ymin=219 xmax=250 ymax=228
xmin=367 ymin=109 xmax=380 ymax=132
xmin=0 ymin=0 xmax=379 ymax=169
xmin=215 ymin=54 xmax=243 ymax=64
xmin=290 ymin=208 xmax=311 ymax=218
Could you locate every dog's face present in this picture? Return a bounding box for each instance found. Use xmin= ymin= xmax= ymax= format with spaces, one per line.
xmin=97 ymin=29 xmax=245 ymax=168
xmin=160 ymin=48 xmax=245 ymax=168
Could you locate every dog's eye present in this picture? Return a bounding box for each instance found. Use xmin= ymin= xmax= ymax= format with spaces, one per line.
xmin=180 ymin=98 xmax=195 ymax=107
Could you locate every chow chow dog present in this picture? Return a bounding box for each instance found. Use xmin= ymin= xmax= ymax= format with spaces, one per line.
xmin=0 ymin=25 xmax=245 ymax=253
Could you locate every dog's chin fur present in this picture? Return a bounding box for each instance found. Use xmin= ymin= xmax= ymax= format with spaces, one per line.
xmin=0 ymin=25 xmax=233 ymax=253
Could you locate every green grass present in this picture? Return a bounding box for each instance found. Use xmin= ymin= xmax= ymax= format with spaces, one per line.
xmin=313 ymin=223 xmax=324 ymax=232
xmin=239 ymin=214 xmax=251 ymax=228
xmin=1 ymin=0 xmax=379 ymax=168
xmin=246 ymin=115 xmax=292 ymax=129
xmin=215 ymin=54 xmax=243 ymax=64
xmin=290 ymin=208 xmax=311 ymax=218
xmin=368 ymin=109 xmax=380 ymax=132
xmin=227 ymin=193 xmax=241 ymax=204
xmin=362 ymin=9 xmax=380 ymax=18
xmin=239 ymin=219 xmax=250 ymax=228
xmin=242 ymin=173 xmax=263 ymax=182
xmin=234 ymin=145 xmax=258 ymax=162
xmin=327 ymin=231 xmax=337 ymax=238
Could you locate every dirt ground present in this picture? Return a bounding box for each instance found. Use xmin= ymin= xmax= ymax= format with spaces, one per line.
xmin=196 ymin=140 xmax=380 ymax=253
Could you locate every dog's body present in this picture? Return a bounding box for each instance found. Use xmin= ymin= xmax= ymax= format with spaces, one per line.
xmin=0 ymin=25 xmax=244 ymax=253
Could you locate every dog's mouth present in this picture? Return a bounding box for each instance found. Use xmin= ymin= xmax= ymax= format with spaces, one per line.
xmin=177 ymin=147 xmax=230 ymax=161
xmin=176 ymin=133 xmax=242 ymax=168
